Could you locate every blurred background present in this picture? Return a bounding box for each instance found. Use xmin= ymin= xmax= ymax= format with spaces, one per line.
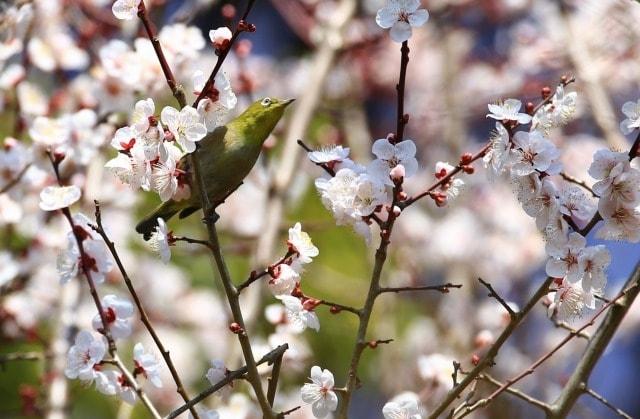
xmin=1 ymin=0 xmax=640 ymax=418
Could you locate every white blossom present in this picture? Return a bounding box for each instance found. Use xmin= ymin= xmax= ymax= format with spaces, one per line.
xmin=131 ymin=98 xmax=156 ymax=134
xmin=288 ymin=223 xmax=319 ymax=264
xmin=161 ymin=105 xmax=207 ymax=153
xmin=368 ymin=138 xmax=418 ymax=185
xmin=597 ymin=201 xmax=640 ymax=243
xmin=579 ymin=246 xmax=610 ymax=295
xmin=545 ymin=232 xmax=586 ymax=282
xmin=148 ymin=218 xmax=172 ymax=263
xmin=383 ymin=392 xmax=422 ymax=419
xmin=193 ymin=70 xmax=237 ymax=132
xmin=548 ymin=279 xmax=593 ymax=321
xmin=300 ymin=366 xmax=338 ymax=418
xmin=278 ymin=295 xmax=320 ymax=332
xmin=486 ymin=99 xmax=532 ymax=124
xmin=620 ymin=99 xmax=640 ymax=135
xmin=92 ymin=294 xmax=134 ymax=339
xmin=510 ymin=130 xmax=560 ymax=176
xmin=559 ymin=185 xmax=594 ymax=222
xmin=39 ymin=185 xmax=81 ymax=211
xmin=483 ymin=122 xmax=511 ymax=178
xmin=65 ymin=331 xmax=106 ymax=381
xmin=57 ymin=238 xmax=113 ymax=284
xmin=588 ymin=149 xmax=630 ymax=197
xmin=105 ymin=148 xmax=152 ymax=191
xmin=133 ymin=343 xmax=163 ymax=388
xmin=209 ymin=27 xmax=232 ymax=48
xmin=308 ymin=145 xmax=350 ymax=165
xmin=268 ymin=263 xmax=299 ymax=296
xmin=152 ymin=156 xmax=180 ymax=202
xmin=112 ymin=0 xmax=141 ymax=20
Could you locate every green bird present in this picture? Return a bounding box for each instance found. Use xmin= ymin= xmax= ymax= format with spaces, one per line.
xmin=136 ymin=97 xmax=294 ymax=239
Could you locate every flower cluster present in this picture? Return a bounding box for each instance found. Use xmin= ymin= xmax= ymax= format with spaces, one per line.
xmin=481 ymin=87 xmax=637 ymax=321
xmin=311 ymin=137 xmax=419 ymax=244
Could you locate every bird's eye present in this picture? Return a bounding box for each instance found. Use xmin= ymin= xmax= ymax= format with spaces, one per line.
xmin=261 ymin=97 xmax=272 ymax=107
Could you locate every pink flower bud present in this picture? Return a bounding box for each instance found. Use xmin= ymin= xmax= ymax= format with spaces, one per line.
xmin=390 ymin=164 xmax=405 ymax=182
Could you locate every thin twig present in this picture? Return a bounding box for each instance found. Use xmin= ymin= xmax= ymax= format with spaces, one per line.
xmin=549 ymin=261 xmax=640 ymax=418
xmin=296 ymin=139 xmax=336 ymax=176
xmin=173 ymin=235 xmax=212 ymax=249
xmin=395 ymin=41 xmax=410 ymax=141
xmin=266 ymin=348 xmax=285 ymax=406
xmin=559 ymin=172 xmax=597 ymax=198
xmin=317 ymin=299 xmax=361 ymax=316
xmin=137 ymin=1 xmax=186 ymax=107
xmin=582 ymin=386 xmax=633 ymax=419
xmin=92 ymin=202 xmax=199 ymax=419
xmin=477 ymin=278 xmax=516 ymax=319
xmin=378 ymin=283 xmax=463 ymax=295
xmin=477 ymin=373 xmax=552 ymax=414
xmin=458 ymin=279 xmax=640 ymax=418
xmin=166 ymin=344 xmax=289 ymax=419
xmin=0 ymin=163 xmax=31 ymax=194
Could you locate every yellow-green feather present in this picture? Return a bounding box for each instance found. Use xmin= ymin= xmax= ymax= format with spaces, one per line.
xmin=136 ymin=97 xmax=292 ymax=239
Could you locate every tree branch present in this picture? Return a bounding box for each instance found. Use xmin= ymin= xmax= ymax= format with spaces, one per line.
xmin=91 ymin=202 xmax=199 ymax=419
xmin=166 ymin=344 xmax=289 ymax=419
xmin=378 ymin=283 xmax=463 ymax=295
xmin=549 ymin=261 xmax=640 ymax=418
xmin=477 ymin=278 xmax=515 ymax=319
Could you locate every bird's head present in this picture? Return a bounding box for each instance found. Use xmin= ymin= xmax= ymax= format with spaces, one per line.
xmin=235 ymin=97 xmax=295 ymax=143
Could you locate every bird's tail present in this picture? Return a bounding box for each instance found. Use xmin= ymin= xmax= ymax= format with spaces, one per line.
xmin=135 ymin=200 xmax=182 ymax=240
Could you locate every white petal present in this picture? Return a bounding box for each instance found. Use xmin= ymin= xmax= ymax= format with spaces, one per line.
xmin=390 ymin=21 xmax=413 ymax=43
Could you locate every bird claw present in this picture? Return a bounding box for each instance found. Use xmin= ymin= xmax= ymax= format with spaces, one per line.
xmin=202 ymin=209 xmax=220 ymax=225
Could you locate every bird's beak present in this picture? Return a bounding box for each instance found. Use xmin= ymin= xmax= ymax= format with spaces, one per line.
xmin=283 ymin=98 xmax=296 ymax=107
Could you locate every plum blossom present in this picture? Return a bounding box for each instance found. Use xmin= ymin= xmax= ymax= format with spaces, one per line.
xmin=205 ymin=359 xmax=231 ymax=397
xmin=288 ymin=223 xmax=319 ymax=264
xmin=148 ymin=218 xmax=172 ymax=263
xmin=598 ymin=169 xmax=640 ymax=208
xmin=133 ymin=343 xmax=162 ymax=388
xmin=382 ymin=392 xmax=422 ymax=419
xmin=92 ymin=295 xmax=134 ymax=339
xmin=487 ymin=99 xmax=532 ymax=124
xmin=39 ymin=185 xmax=81 ymax=211
xmin=545 ymin=232 xmax=586 ymax=282
xmin=300 ymin=366 xmax=338 ymax=418
xmin=161 ymin=105 xmax=207 ymax=153
xmin=105 ymin=147 xmax=152 ymax=191
xmin=308 ymin=145 xmax=350 ymax=166
xmin=588 ymin=149 xmax=630 ymax=197
xmin=620 ymin=99 xmax=640 ymax=135
xmin=57 ymin=238 xmax=113 ymax=285
xmin=152 ymin=156 xmax=180 ymax=202
xmin=483 ymin=122 xmax=511 ymax=178
xmin=520 ymin=177 xmax=559 ymax=230
xmin=368 ymin=138 xmax=418 ymax=185
xmin=278 ymin=295 xmax=320 ymax=332
xmin=268 ymin=263 xmax=299 ymax=296
xmin=596 ymin=201 xmax=640 ymax=243
xmin=65 ymin=331 xmax=106 ymax=381
xmin=509 ymin=130 xmax=560 ymax=176
xmin=131 ymin=98 xmax=156 ymax=135
xmin=376 ymin=0 xmax=429 ymax=43
xmin=579 ymin=246 xmax=610 ymax=295
xmin=193 ymin=70 xmax=237 ymax=132
xmin=417 ymin=353 xmax=454 ymax=390
xmin=209 ymin=27 xmax=232 ymax=49
xmin=533 ymin=85 xmax=577 ymax=132
xmin=559 ymin=185 xmax=594 ymax=222
xmin=548 ymin=278 xmax=593 ymax=321
xmin=112 ymin=0 xmax=141 ymax=20
xmin=95 ymin=370 xmax=137 ymax=404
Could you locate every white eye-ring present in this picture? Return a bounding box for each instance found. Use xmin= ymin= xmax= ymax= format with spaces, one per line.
xmin=261 ymin=97 xmax=272 ymax=107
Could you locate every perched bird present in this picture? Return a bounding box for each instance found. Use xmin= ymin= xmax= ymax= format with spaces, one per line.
xmin=136 ymin=97 xmax=294 ymax=239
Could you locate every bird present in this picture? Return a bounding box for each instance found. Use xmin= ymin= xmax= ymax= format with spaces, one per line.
xmin=136 ymin=97 xmax=294 ymax=239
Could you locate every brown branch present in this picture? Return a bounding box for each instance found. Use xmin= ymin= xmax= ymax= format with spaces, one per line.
xmin=399 ymin=143 xmax=491 ymax=209
xmin=396 ymin=41 xmax=410 ymax=141
xmin=0 ymin=163 xmax=31 ymax=194
xmin=318 ymin=299 xmax=361 ymax=316
xmin=476 ymin=373 xmax=552 ymax=414
xmin=378 ymin=283 xmax=462 ymax=295
xmin=137 ymin=1 xmax=186 ymax=107
xmin=166 ymin=344 xmax=289 ymax=419
xmin=47 ymin=155 xmax=160 ymax=419
xmin=91 ymin=201 xmax=199 ymax=419
xmin=477 ymin=278 xmax=516 ymax=319
xmin=267 ymin=347 xmax=285 ymax=406
xmin=459 ymin=275 xmax=640 ymax=418
xmin=549 ymin=261 xmax=640 ymax=418
xmin=173 ymin=235 xmax=212 ymax=249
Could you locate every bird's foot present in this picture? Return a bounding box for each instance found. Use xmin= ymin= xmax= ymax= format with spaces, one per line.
xmin=202 ymin=208 xmax=220 ymax=225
